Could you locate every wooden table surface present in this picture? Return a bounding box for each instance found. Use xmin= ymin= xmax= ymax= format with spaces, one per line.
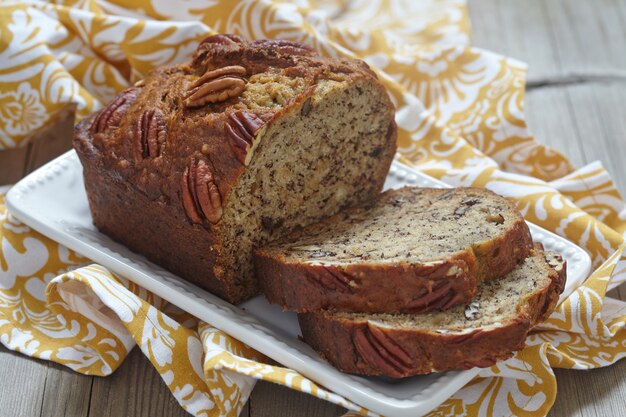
xmin=2 ymin=0 xmax=626 ymax=416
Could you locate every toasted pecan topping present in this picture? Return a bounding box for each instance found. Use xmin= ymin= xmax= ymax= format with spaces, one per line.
xmin=181 ymin=159 xmax=223 ymax=224
xmin=224 ymin=110 xmax=266 ymax=165
xmin=185 ymin=65 xmax=247 ymax=108
xmin=199 ymin=34 xmax=244 ymax=47
xmin=251 ymin=39 xmax=315 ymax=56
xmin=134 ymin=109 xmax=166 ymax=162
xmin=193 ymin=34 xmax=245 ymax=69
xmin=90 ymin=87 xmax=140 ymax=134
xmin=181 ymin=167 xmax=202 ymax=224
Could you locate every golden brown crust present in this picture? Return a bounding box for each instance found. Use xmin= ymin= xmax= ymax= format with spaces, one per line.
xmin=73 ymin=35 xmax=393 ymax=303
xmin=255 ymin=187 xmax=533 ymax=313
xmin=256 ymin=251 xmax=479 ymax=314
xmin=297 ymin=249 xmax=566 ymax=377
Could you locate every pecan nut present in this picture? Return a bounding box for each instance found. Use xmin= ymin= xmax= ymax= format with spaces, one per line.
xmin=90 ymin=87 xmax=140 ymax=134
xmin=464 ymin=302 xmax=480 ymax=320
xmin=546 ymin=253 xmax=564 ymax=271
xmin=181 ymin=159 xmax=223 ymax=224
xmin=185 ymin=65 xmax=247 ymax=108
xmin=199 ymin=34 xmax=244 ymax=48
xmin=251 ymin=39 xmax=315 ymax=56
xmin=194 ymin=34 xmax=244 ymax=68
xmin=460 ymin=357 xmax=499 ymax=369
xmin=486 ymin=213 xmax=505 ymax=225
xmin=134 ymin=109 xmax=166 ymax=162
xmin=224 ymin=111 xmax=266 ymax=165
xmin=447 ymin=330 xmax=486 ymax=346
xmin=406 ymin=281 xmax=454 ymax=312
xmin=306 ymin=266 xmax=353 ymax=292
xmin=354 ymin=324 xmax=413 ymax=377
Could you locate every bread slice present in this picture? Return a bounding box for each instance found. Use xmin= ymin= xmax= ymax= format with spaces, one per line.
xmin=297 ymin=246 xmax=565 ymax=378
xmin=298 ymin=247 xmax=565 ymax=378
xmin=255 ymin=187 xmax=532 ymax=313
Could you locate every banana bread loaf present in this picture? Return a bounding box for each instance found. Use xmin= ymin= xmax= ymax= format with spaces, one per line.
xmin=298 ymin=246 xmax=566 ymax=377
xmin=73 ymin=34 xmax=397 ymax=304
xmin=255 ymin=187 xmax=532 ymax=313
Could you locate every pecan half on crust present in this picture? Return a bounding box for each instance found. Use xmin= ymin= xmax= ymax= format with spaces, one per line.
xmin=185 ymin=65 xmax=247 ymax=108
xmin=251 ymin=39 xmax=315 ymax=56
xmin=90 ymin=87 xmax=140 ymax=134
xmin=134 ymin=109 xmax=166 ymax=162
xmin=224 ymin=111 xmax=266 ymax=165
xmin=198 ymin=34 xmax=244 ymax=48
xmin=194 ymin=34 xmax=244 ymax=67
xmin=181 ymin=159 xmax=223 ymax=224
xmin=354 ymin=324 xmax=413 ymax=377
xmin=305 ymin=266 xmax=353 ymax=292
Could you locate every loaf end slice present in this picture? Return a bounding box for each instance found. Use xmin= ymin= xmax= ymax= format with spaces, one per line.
xmin=255 ymin=187 xmax=532 ymax=313
xmin=298 ymin=246 xmax=566 ymax=377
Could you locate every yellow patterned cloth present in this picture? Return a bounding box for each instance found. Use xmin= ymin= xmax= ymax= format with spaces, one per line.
xmin=1 ymin=1 xmax=626 ymax=416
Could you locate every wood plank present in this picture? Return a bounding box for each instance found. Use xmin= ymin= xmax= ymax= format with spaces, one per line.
xmin=551 ymin=361 xmax=626 ymax=417
xmin=88 ymin=348 xmax=190 ymax=417
xmin=563 ymin=84 xmax=626 ymax=194
xmin=469 ymin=0 xmax=626 ymax=83
xmin=469 ymin=0 xmax=560 ymax=80
xmin=0 ymin=104 xmax=75 ymax=186
xmin=0 ymin=345 xmax=49 ymax=417
xmin=24 ymin=105 xmax=76 ymax=175
xmin=249 ymin=381 xmax=346 ymax=417
xmin=542 ymin=0 xmax=626 ymax=78
xmin=525 ymin=83 xmax=626 ymax=195
xmin=39 ymin=362 xmax=93 ymax=417
xmin=523 ymin=87 xmax=587 ymax=167
xmin=0 ymin=145 xmax=29 ymax=186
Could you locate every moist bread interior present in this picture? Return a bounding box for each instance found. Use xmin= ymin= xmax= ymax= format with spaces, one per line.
xmin=221 ymin=78 xmax=394 ymax=292
xmin=263 ymin=187 xmax=518 ymax=266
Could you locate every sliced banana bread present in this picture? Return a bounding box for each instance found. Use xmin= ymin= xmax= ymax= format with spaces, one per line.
xmin=255 ymin=187 xmax=532 ymax=313
xmin=74 ymin=35 xmax=397 ymax=304
xmin=298 ymin=246 xmax=566 ymax=377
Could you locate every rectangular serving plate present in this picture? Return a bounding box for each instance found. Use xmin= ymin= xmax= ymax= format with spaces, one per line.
xmin=6 ymin=151 xmax=591 ymax=417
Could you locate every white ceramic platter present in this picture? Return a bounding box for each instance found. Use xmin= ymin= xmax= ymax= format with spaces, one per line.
xmin=6 ymin=151 xmax=591 ymax=417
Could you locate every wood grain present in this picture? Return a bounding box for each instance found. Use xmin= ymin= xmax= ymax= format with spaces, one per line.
xmin=39 ymin=359 xmax=93 ymax=417
xmin=0 ymin=145 xmax=30 ymax=185
xmin=0 ymin=346 xmax=49 ymax=417
xmin=0 ymin=105 xmax=75 ymax=186
xmin=1 ymin=1 xmax=625 ymax=416
xmin=249 ymin=382 xmax=345 ymax=417
xmin=88 ymin=348 xmax=193 ymax=417
xmin=470 ymin=0 xmax=626 ymax=83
